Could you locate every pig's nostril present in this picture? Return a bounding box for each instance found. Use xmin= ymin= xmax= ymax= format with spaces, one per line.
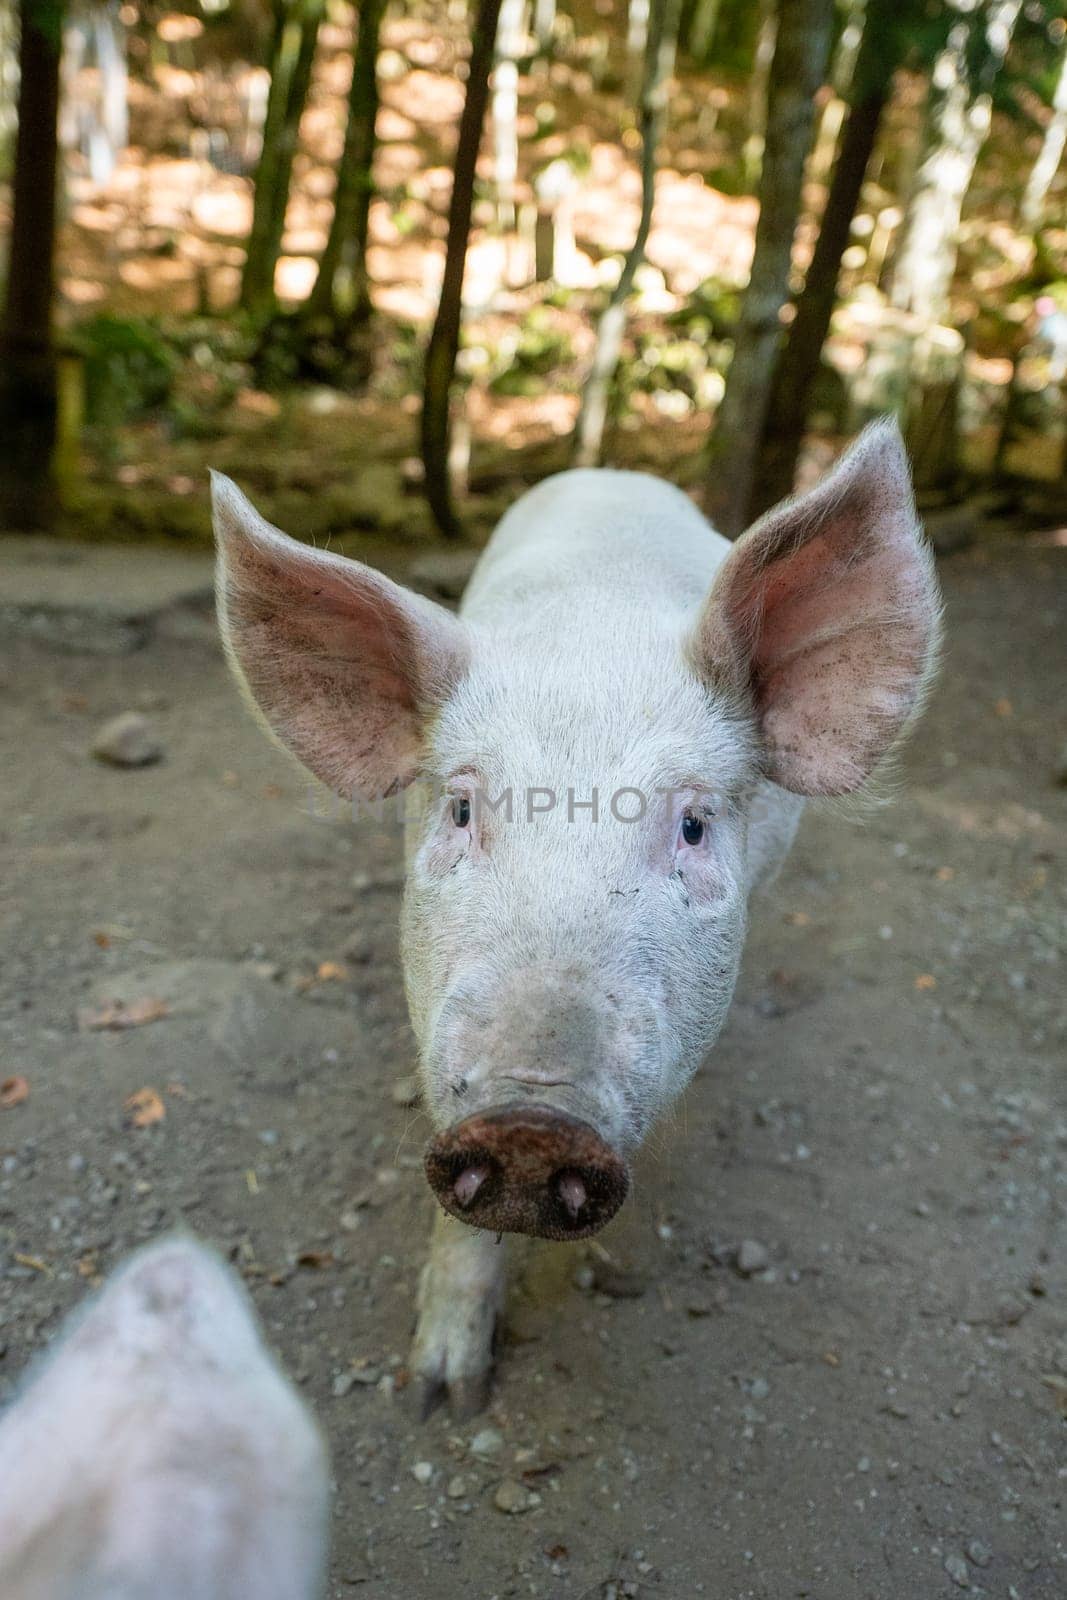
xmin=556 ymin=1171 xmax=587 ymax=1220
xmin=453 ymin=1164 xmax=490 ymax=1208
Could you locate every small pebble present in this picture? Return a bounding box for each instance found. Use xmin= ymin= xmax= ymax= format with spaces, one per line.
xmin=91 ymin=712 xmax=163 ymax=768
xmin=446 ymin=1476 xmax=467 ymax=1499
xmin=470 ymin=1426 xmax=504 ymax=1459
xmin=331 ymin=1373 xmax=355 ymax=1398
xmin=411 ymin=1461 xmax=434 ymax=1485
xmin=390 ymin=1076 xmax=421 ymax=1108
xmin=493 ymin=1479 xmax=540 ymax=1515
xmin=966 ymin=1541 xmax=992 ymax=1569
xmin=944 ymin=1554 xmax=970 ymax=1588
xmin=737 ymin=1239 xmax=770 ymax=1276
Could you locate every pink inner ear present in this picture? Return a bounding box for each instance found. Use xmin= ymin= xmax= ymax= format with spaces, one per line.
xmin=702 ymin=424 xmax=941 ymax=797
xmin=215 ymin=479 xmax=469 ymax=800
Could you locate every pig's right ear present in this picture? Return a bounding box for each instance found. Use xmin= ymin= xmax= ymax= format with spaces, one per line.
xmin=212 ymin=474 xmax=471 ymax=799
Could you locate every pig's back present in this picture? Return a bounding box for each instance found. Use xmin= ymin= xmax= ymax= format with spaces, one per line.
xmin=461 ymin=469 xmax=729 ymax=627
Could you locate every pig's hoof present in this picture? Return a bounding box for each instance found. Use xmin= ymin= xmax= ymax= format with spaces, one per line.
xmin=410 ymin=1287 xmax=499 ymax=1420
xmin=413 ymin=1364 xmax=493 ymax=1423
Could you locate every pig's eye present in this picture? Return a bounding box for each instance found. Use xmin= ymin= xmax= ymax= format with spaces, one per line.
xmin=452 ymin=795 xmax=471 ymax=828
xmin=681 ymin=811 xmax=705 ymax=847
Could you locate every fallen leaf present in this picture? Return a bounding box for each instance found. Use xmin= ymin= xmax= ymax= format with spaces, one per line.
xmin=915 ymin=974 xmax=937 ymax=992
xmin=545 ymin=1545 xmax=569 ymax=1562
xmin=316 ymin=961 xmax=347 ymax=982
xmin=784 ymin=910 xmax=811 ymax=926
xmin=296 ymin=1249 xmax=335 ymax=1270
xmin=76 ymin=1253 xmax=103 ymax=1285
xmin=124 ymin=1087 xmax=166 ymax=1127
xmin=80 ymin=997 xmax=169 ymax=1031
xmin=0 ymin=1076 xmax=29 ymax=1108
xmin=993 ymin=697 xmax=1013 ymax=717
xmin=1041 ymin=1374 xmax=1067 ymax=1418
xmin=823 ymin=1349 xmax=841 ymax=1367
xmin=935 ymin=866 xmax=955 ymax=882
xmin=14 ymin=1253 xmax=52 ymax=1276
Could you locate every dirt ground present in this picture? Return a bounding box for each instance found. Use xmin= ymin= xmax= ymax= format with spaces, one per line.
xmin=1 ymin=523 xmax=1065 ymax=1600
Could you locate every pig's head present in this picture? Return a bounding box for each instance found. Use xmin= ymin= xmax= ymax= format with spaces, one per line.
xmin=212 ymin=422 xmax=939 ymax=1242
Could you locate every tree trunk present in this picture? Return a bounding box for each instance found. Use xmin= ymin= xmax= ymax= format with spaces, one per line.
xmin=492 ymin=0 xmax=525 ymax=231
xmin=0 ymin=0 xmax=63 ymax=530
xmin=573 ymin=0 xmax=682 ymax=467
xmin=705 ymin=0 xmax=834 ymax=537
xmin=686 ymin=0 xmax=721 ymax=65
xmin=741 ymin=0 xmax=776 ymax=188
xmin=889 ymin=0 xmax=1020 ymax=327
xmin=752 ymin=20 xmax=891 ymax=515
xmin=1021 ymin=40 xmax=1067 ymax=231
xmin=308 ymin=0 xmax=385 ymax=322
xmin=420 ymin=0 xmax=505 ymax=539
xmin=240 ymin=0 xmax=324 ymax=316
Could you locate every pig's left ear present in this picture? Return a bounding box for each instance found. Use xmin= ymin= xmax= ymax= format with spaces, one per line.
xmin=212 ymin=474 xmax=471 ymax=799
xmin=689 ymin=420 xmax=941 ymax=796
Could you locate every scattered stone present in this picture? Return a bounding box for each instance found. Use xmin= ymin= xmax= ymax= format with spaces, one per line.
xmin=332 ymin=1372 xmax=355 ymax=1398
xmin=470 ymin=1426 xmax=504 ymax=1460
xmin=944 ymin=1553 xmax=970 ymax=1588
xmin=748 ymin=1377 xmax=770 ymax=1401
xmin=411 ymin=1461 xmax=434 ymax=1485
xmin=390 ymin=1075 xmax=421 ymax=1109
xmin=446 ymin=1475 xmax=467 ymax=1499
xmin=350 ymin=1364 xmax=380 ymax=1385
xmin=493 ymin=1479 xmax=540 ymax=1515
xmin=736 ymin=1239 xmax=770 ymax=1276
xmin=91 ymin=712 xmax=163 ymax=768
xmin=966 ymin=1541 xmax=992 ymax=1569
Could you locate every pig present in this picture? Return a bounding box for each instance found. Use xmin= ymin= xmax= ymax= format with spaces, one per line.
xmin=0 ymin=1235 xmax=329 ymax=1600
xmin=211 ymin=419 xmax=941 ymax=1417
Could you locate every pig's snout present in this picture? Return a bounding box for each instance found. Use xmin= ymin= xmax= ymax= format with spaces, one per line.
xmin=424 ymin=1104 xmax=629 ymax=1241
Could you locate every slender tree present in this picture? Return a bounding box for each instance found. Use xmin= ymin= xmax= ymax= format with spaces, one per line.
xmin=492 ymin=0 xmax=525 ymax=231
xmin=240 ymin=0 xmax=325 ymax=316
xmin=421 ymin=0 xmax=504 ymax=539
xmin=889 ymin=0 xmax=1021 ymax=327
xmin=0 ymin=0 xmax=64 ymax=529
xmin=308 ymin=0 xmax=386 ymax=323
xmin=705 ymin=0 xmax=834 ymax=537
xmin=750 ymin=0 xmax=945 ymax=514
xmin=573 ymin=0 xmax=682 ymax=467
xmin=1021 ymin=33 xmax=1067 ymax=230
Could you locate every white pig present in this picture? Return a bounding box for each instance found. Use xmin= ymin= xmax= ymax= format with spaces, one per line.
xmin=0 ymin=1235 xmax=329 ymax=1599
xmin=212 ymin=419 xmax=941 ymax=1416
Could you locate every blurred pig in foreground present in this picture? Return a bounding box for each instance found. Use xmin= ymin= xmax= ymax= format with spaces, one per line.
xmin=0 ymin=1235 xmax=329 ymax=1600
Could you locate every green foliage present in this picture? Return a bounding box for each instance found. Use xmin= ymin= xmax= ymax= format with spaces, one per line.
xmin=854 ymin=0 xmax=954 ymax=98
xmin=75 ymin=315 xmax=177 ymax=430
xmin=667 ymin=276 xmax=742 ymax=340
xmin=487 ymin=308 xmax=575 ymax=395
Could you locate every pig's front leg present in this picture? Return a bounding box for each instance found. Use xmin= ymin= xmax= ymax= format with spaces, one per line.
xmin=411 ymin=1209 xmax=507 ymax=1419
